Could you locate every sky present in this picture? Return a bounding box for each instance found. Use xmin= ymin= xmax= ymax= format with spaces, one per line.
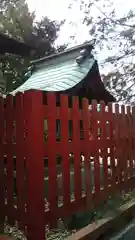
xmin=27 ymin=0 xmax=135 ymax=66
xmin=27 ymin=0 xmax=90 ymax=46
xmin=27 ymin=0 xmax=134 ymax=21
xmin=27 ymin=0 xmax=134 ymax=47
xmin=26 ymin=0 xmax=135 ymax=101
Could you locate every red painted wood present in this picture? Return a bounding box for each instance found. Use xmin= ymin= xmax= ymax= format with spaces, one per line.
xmin=100 ymin=101 xmax=108 ymax=201
xmin=132 ymin=106 xmax=135 ymax=179
xmin=47 ymin=93 xmax=58 ymax=225
xmin=2 ymin=92 xmax=135 ymax=239
xmin=121 ymin=105 xmax=128 ymax=191
xmin=72 ymin=96 xmax=82 ymax=202
xmin=131 ymin=107 xmax=135 ymax=182
xmin=0 ymin=237 xmax=13 ymax=240
xmin=91 ymin=100 xmax=100 ymax=207
xmin=23 ymin=91 xmax=44 ymax=240
xmin=118 ymin=106 xmax=123 ymax=192
xmin=15 ymin=93 xmax=25 ymax=231
xmin=0 ymin=97 xmax=5 ymax=231
xmin=43 ymin=141 xmax=82 ymax=157
xmin=60 ymin=95 xmax=70 ymax=213
xmin=117 ymin=105 xmax=124 ymax=192
xmin=82 ymin=98 xmax=92 ymax=210
xmin=5 ymin=95 xmax=14 ymax=225
xmin=108 ymin=103 xmax=116 ymax=195
xmin=114 ymin=104 xmax=120 ymax=192
xmin=126 ymin=106 xmax=133 ymax=185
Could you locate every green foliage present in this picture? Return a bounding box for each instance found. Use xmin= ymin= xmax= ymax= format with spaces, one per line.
xmin=0 ymin=0 xmax=66 ymax=93
xmin=70 ymin=0 xmax=135 ymax=103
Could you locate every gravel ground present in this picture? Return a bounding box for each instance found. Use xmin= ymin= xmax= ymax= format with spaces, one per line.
xmin=3 ymin=197 xmax=74 ymax=240
xmin=3 ymin=192 xmax=134 ymax=239
xmin=4 ymin=221 xmax=74 ymax=240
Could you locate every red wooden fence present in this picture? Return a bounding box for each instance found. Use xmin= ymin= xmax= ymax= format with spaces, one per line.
xmin=0 ymin=90 xmax=135 ymax=239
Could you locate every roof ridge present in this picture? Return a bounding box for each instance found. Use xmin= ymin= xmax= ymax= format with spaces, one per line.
xmin=30 ymin=40 xmax=95 ymax=64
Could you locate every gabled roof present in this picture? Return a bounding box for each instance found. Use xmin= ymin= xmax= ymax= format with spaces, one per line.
xmin=11 ymin=40 xmax=115 ymax=103
xmin=0 ymin=32 xmax=34 ymax=55
xmin=11 ymin=41 xmax=96 ymax=94
xmin=30 ymin=40 xmax=94 ymax=64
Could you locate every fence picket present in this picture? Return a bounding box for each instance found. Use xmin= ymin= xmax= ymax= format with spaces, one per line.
xmin=47 ymin=93 xmax=58 ymax=226
xmin=82 ymin=98 xmax=92 ymax=210
xmin=0 ymin=97 xmax=4 ymax=231
xmin=108 ymin=103 xmax=116 ymax=195
xmin=100 ymin=101 xmax=109 ymax=202
xmin=91 ymin=100 xmax=100 ymax=206
xmin=5 ymin=95 xmax=14 ymax=225
xmin=126 ymin=106 xmax=133 ymax=189
xmin=15 ymin=93 xmax=25 ymax=231
xmin=121 ymin=105 xmax=128 ymax=191
xmin=72 ymin=96 xmax=82 ymax=203
xmin=114 ymin=104 xmax=120 ymax=192
xmin=60 ymin=94 xmax=70 ymax=214
xmin=132 ymin=106 xmax=135 ymax=180
xmin=24 ymin=91 xmax=44 ymax=240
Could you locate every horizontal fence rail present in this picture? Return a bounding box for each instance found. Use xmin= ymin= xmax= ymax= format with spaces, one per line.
xmin=0 ymin=90 xmax=135 ymax=239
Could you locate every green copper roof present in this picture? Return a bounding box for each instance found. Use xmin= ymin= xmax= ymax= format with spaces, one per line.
xmin=11 ymin=41 xmax=95 ymax=95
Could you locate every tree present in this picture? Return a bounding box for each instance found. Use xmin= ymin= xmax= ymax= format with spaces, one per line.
xmin=0 ymin=0 xmax=35 ymax=41
xmin=0 ymin=0 xmax=65 ymax=93
xmin=69 ymin=0 xmax=135 ymax=103
xmin=28 ymin=17 xmax=66 ymax=59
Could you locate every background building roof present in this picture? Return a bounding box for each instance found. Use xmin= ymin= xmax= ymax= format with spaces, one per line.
xmin=0 ymin=32 xmax=34 ymax=55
